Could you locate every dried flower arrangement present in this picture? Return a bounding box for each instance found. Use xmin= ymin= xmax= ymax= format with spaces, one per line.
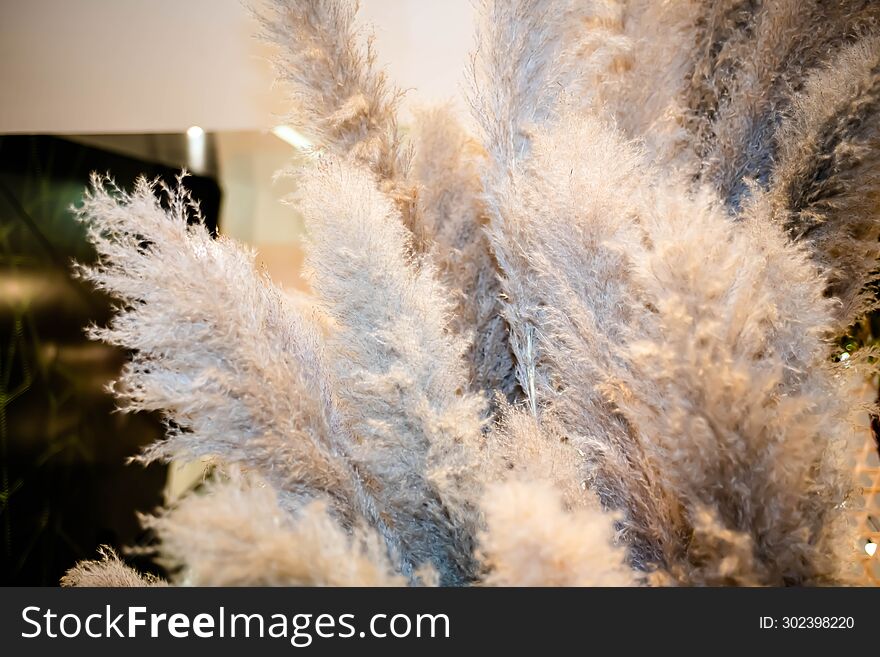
xmin=63 ymin=0 xmax=880 ymax=587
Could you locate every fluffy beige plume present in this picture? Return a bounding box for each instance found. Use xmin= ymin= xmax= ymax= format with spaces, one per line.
xmin=469 ymin=0 xmax=591 ymax=414
xmin=676 ymin=1 xmax=880 ymax=330
xmin=591 ymin=0 xmax=703 ymax=169
xmin=682 ymin=0 xmax=756 ymax=162
xmin=484 ymin=113 xmax=678 ymax=567
xmin=409 ymin=107 xmax=516 ymax=405
xmin=74 ymin=176 xmax=383 ymax=528
xmin=683 ymin=0 xmax=880 ymax=206
xmin=613 ymin=181 xmax=857 ymax=584
xmin=492 ymin=109 xmax=857 ymax=583
xmin=61 ymin=547 xmax=165 ymax=587
xmin=699 ymin=0 xmax=808 ymax=202
xmin=296 ymin=159 xmax=485 ymax=584
xmin=469 ymin=0 xmax=584 ymax=169
xmin=764 ymin=36 xmax=880 ymax=330
xmin=410 ymin=107 xmax=485 ymax=246
xmin=147 ymin=472 xmax=404 ymax=587
xmin=256 ymin=0 xmax=416 ymax=229
xmin=477 ymin=398 xmax=628 ymax=585
xmin=483 ymin=402 xmax=585 ymax=509
xmin=479 ymin=481 xmax=634 ymax=586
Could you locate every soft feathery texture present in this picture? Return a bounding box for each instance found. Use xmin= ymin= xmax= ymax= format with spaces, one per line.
xmin=146 ymin=471 xmax=405 ymax=587
xmin=479 ymin=481 xmax=634 ymax=587
xmin=474 ymin=113 xmax=669 ymax=566
xmin=483 ymin=402 xmax=585 ymax=509
xmin=297 ymin=158 xmax=486 ymax=584
xmin=484 ymin=110 xmax=859 ymax=583
xmin=763 ymin=36 xmax=880 ymax=330
xmin=469 ymin=0 xmax=592 ymax=415
xmin=695 ymin=0 xmax=818 ymax=202
xmin=74 ymin=176 xmax=373 ymax=521
xmin=683 ymin=0 xmax=880 ymax=204
xmin=672 ymin=0 xmax=880 ymax=332
xmin=256 ymin=0 xmax=417 ymax=232
xmin=585 ymin=0 xmax=702 ymax=170
xmin=614 ymin=182 xmax=856 ymax=585
xmin=593 ymin=1 xmax=880 ymax=183
xmin=65 ymin=0 xmax=880 ymax=587
xmin=409 ymin=107 xmax=516 ymax=406
xmin=468 ymin=0 xmax=585 ymax=171
xmin=467 ymin=0 xmax=859 ymax=583
xmin=61 ymin=547 xmax=165 ymax=588
xmin=409 ymin=107 xmax=485 ymax=250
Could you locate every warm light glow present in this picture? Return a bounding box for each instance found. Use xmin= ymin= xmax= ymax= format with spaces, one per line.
xmin=186 ymin=125 xmax=207 ymax=173
xmin=272 ymin=125 xmax=312 ymax=151
xmin=866 ymin=541 xmax=877 ymax=557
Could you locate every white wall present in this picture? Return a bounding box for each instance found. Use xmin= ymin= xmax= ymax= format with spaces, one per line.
xmin=0 ymin=0 xmax=475 ymax=134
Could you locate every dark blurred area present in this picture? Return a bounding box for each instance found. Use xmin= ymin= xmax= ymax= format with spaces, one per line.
xmin=0 ymin=134 xmax=220 ymax=585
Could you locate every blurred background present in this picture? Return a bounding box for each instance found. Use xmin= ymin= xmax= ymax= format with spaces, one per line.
xmin=0 ymin=0 xmax=877 ymax=585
